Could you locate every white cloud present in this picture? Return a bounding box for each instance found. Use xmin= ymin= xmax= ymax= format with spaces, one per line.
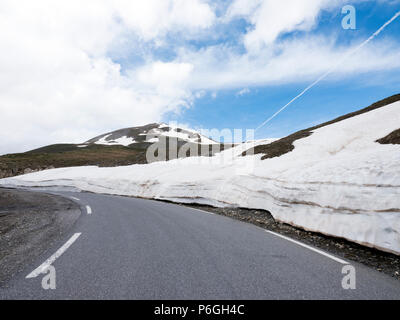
xmin=237 ymin=88 xmax=251 ymax=96
xmin=0 ymin=0 xmax=212 ymax=154
xmin=114 ymin=0 xmax=215 ymax=40
xmin=178 ymin=35 xmax=400 ymax=90
xmin=226 ymin=0 xmax=346 ymax=52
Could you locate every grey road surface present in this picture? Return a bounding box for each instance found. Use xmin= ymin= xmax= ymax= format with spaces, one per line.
xmin=1 ymin=191 xmax=399 ymax=299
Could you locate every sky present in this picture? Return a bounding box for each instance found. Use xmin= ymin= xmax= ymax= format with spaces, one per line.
xmin=0 ymin=0 xmax=400 ymax=154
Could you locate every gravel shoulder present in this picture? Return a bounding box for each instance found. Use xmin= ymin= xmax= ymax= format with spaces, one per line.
xmin=174 ymin=202 xmax=400 ymax=281
xmin=0 ymin=187 xmax=81 ymax=285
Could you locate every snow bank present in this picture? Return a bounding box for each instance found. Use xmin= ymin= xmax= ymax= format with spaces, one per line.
xmin=1 ymin=103 xmax=400 ymax=254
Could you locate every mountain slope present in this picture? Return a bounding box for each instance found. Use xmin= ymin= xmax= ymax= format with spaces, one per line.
xmin=0 ymin=123 xmax=224 ymax=178
xmin=243 ymin=93 xmax=400 ymax=159
xmin=85 ymin=123 xmax=219 ymax=147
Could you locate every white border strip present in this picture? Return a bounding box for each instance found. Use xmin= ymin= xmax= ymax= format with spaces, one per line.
xmin=265 ymin=230 xmax=348 ymax=264
xmin=26 ymin=233 xmax=82 ymax=278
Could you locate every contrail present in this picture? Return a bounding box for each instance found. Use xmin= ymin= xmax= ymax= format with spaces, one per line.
xmin=255 ymin=11 xmax=400 ymax=132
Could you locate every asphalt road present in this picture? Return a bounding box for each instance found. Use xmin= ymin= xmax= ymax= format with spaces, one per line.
xmin=1 ymin=190 xmax=399 ymax=299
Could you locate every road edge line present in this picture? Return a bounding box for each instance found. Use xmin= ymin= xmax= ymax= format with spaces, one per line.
xmin=265 ymin=230 xmax=349 ymax=264
xmin=187 ymin=207 xmax=215 ymax=215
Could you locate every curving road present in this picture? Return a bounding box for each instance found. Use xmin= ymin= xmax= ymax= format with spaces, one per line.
xmin=1 ymin=191 xmax=399 ymax=299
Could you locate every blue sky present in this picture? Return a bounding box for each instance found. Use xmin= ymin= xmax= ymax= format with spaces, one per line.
xmin=166 ymin=76 xmax=400 ymax=140
xmin=1 ymin=0 xmax=400 ymax=153
xmin=160 ymin=1 xmax=400 ymax=140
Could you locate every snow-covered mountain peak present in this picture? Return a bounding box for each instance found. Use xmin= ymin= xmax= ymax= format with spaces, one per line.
xmin=84 ymin=123 xmax=219 ymax=147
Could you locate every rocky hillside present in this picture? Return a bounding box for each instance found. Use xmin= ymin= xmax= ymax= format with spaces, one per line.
xmin=0 ymin=123 xmax=228 ymax=178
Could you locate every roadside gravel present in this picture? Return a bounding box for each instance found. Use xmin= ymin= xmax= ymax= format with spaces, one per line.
xmin=0 ymin=188 xmax=81 ymax=285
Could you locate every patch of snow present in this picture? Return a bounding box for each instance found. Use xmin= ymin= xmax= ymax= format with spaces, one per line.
xmin=94 ymin=135 xmax=136 ymax=146
xmin=2 ymin=102 xmax=400 ymax=254
xmin=158 ymin=123 xmax=169 ymax=129
xmin=149 ymin=126 xmax=219 ymax=145
xmin=94 ymin=134 xmax=112 ymax=144
xmin=198 ymin=135 xmax=220 ymax=145
xmin=154 ymin=123 xmax=219 ymax=144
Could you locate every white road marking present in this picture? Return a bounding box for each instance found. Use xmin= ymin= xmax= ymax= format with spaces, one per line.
xmin=265 ymin=230 xmax=349 ymax=265
xmin=86 ymin=205 xmax=92 ymax=215
xmin=188 ymin=207 xmax=215 ymax=215
xmin=26 ymin=233 xmax=81 ymax=279
xmin=70 ymin=196 xmax=80 ymax=201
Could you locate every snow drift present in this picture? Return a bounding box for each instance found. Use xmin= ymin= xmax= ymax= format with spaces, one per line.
xmin=1 ymin=102 xmax=399 ymax=254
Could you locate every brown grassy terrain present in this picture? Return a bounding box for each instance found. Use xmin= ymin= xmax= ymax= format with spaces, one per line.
xmin=244 ymin=93 xmax=400 ymax=159
xmin=0 ymin=140 xmax=232 ymax=178
xmin=0 ymin=145 xmax=147 ymax=178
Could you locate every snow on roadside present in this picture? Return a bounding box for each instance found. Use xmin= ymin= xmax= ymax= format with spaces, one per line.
xmin=1 ymin=102 xmax=399 ymax=254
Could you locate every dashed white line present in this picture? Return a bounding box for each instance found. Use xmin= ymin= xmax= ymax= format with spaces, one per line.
xmin=86 ymin=205 xmax=92 ymax=215
xmin=26 ymin=233 xmax=81 ymax=279
xmin=70 ymin=196 xmax=80 ymax=201
xmin=265 ymin=230 xmax=348 ymax=265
